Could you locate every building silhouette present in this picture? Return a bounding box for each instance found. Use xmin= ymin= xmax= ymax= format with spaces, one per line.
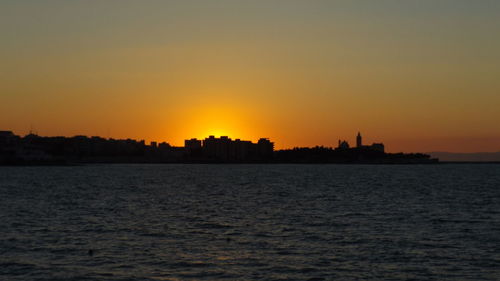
xmin=1 ymin=130 xmax=437 ymax=164
xmin=185 ymin=136 xmax=274 ymax=162
xmin=337 ymin=140 xmax=350 ymax=150
xmin=185 ymin=138 xmax=202 ymax=152
xmin=370 ymin=143 xmax=385 ymax=152
xmin=337 ymin=132 xmax=385 ymax=153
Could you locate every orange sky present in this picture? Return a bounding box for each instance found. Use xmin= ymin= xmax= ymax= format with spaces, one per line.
xmin=1 ymin=1 xmax=499 ymax=152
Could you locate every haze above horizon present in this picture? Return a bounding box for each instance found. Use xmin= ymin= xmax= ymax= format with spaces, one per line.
xmin=1 ymin=1 xmax=499 ymax=153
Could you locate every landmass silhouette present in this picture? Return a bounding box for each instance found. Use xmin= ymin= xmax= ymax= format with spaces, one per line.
xmin=0 ymin=130 xmax=437 ymax=165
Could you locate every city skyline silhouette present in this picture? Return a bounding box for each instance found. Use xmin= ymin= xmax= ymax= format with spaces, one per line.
xmin=1 ymin=130 xmax=443 ymax=164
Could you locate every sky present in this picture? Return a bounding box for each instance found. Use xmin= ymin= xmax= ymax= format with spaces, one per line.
xmin=1 ymin=0 xmax=499 ymax=152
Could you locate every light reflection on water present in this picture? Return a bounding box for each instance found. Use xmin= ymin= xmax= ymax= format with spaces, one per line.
xmin=0 ymin=164 xmax=499 ymax=280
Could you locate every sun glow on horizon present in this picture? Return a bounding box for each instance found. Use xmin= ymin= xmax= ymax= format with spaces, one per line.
xmin=1 ymin=1 xmax=499 ymax=152
xmin=164 ymin=98 xmax=268 ymax=145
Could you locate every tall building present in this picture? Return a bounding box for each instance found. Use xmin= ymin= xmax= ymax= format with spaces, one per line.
xmin=196 ymin=136 xmax=274 ymax=162
xmin=257 ymin=138 xmax=274 ymax=159
xmin=356 ymin=132 xmax=362 ymax=148
xmin=184 ymin=138 xmax=201 ymax=150
xmin=0 ymin=131 xmax=16 ymax=145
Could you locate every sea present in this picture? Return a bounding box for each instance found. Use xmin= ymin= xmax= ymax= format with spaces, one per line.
xmin=0 ymin=164 xmax=499 ymax=281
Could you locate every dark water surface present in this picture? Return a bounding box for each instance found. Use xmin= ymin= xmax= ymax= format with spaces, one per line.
xmin=1 ymin=164 xmax=499 ymax=280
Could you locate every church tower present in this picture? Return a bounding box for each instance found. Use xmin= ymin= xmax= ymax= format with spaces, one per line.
xmin=356 ymin=132 xmax=362 ymax=148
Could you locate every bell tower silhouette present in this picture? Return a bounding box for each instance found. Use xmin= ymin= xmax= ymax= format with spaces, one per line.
xmin=356 ymin=132 xmax=362 ymax=148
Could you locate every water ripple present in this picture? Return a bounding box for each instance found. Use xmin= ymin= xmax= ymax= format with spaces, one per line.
xmin=0 ymin=164 xmax=499 ymax=280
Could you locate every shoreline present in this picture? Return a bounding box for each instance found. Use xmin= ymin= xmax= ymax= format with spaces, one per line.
xmin=3 ymin=161 xmax=500 ymax=167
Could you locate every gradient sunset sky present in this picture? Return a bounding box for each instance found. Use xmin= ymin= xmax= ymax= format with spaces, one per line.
xmin=1 ymin=1 xmax=499 ymax=152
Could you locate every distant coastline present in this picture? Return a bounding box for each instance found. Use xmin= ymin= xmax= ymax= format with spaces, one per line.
xmin=429 ymin=151 xmax=500 ymax=162
xmin=0 ymin=130 xmax=440 ymax=165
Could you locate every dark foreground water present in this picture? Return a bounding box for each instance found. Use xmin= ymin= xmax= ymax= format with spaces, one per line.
xmin=1 ymin=164 xmax=499 ymax=281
